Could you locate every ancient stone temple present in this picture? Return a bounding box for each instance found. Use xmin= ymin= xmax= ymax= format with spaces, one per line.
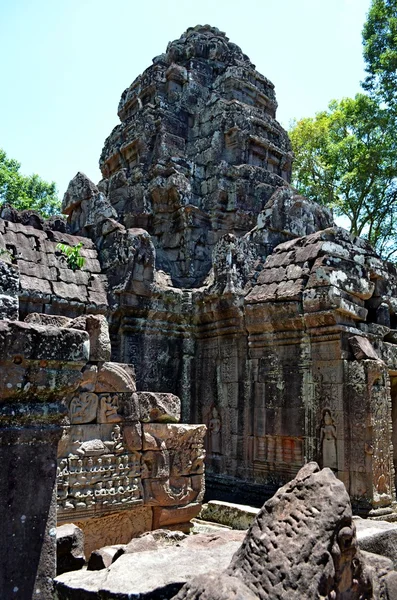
xmin=3 ymin=23 xmax=397 ymax=598
xmin=59 ymin=25 xmax=397 ymax=514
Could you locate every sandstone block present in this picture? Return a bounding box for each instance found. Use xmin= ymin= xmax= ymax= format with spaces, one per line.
xmin=73 ymin=506 xmax=153 ymax=556
xmin=56 ymin=523 xmax=85 ymax=576
xmin=137 ymin=391 xmax=181 ymax=422
xmin=199 ymin=500 xmax=258 ymax=530
xmin=349 ymin=335 xmax=380 ymax=361
xmin=355 ymin=517 xmax=397 ymax=568
xmin=54 ymin=531 xmax=242 ymax=599
xmin=87 ymin=545 xmax=125 ymax=571
xmin=19 ymin=273 xmax=52 ymax=295
xmin=25 ymin=313 xmax=72 ymax=327
xmin=152 ymin=502 xmax=202 ymax=529
xmin=52 ymin=281 xmax=88 ymax=302
xmin=69 ymin=314 xmax=111 ymax=362
xmin=0 ymin=320 xmax=89 ymax=363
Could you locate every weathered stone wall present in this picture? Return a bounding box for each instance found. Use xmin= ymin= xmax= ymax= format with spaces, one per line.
xmin=0 ymin=207 xmax=107 ymax=319
xmin=0 ymin=210 xmax=207 ymax=594
xmin=58 ymin=25 xmax=397 ymax=514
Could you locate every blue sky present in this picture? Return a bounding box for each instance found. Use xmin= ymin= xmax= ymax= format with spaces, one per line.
xmin=0 ymin=0 xmax=371 ymax=199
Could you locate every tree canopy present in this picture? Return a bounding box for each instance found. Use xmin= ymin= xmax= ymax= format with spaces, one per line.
xmin=362 ymin=0 xmax=397 ymax=106
xmin=289 ymin=94 xmax=397 ymax=259
xmin=289 ymin=0 xmax=397 ymax=260
xmin=0 ymin=148 xmax=61 ymax=217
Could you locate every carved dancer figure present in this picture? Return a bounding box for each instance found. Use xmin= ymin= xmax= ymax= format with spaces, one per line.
xmin=209 ymin=407 xmax=221 ymax=455
xmin=320 ymin=409 xmax=337 ymax=471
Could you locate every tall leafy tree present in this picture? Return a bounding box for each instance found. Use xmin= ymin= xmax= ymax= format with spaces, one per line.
xmin=0 ymin=148 xmax=61 ymax=217
xmin=362 ymin=0 xmax=397 ymax=106
xmin=289 ymin=94 xmax=397 ymax=258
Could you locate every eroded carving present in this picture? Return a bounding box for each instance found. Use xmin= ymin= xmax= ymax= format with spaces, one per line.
xmin=320 ymin=409 xmax=337 ymax=471
xmin=69 ymin=393 xmax=98 ymax=424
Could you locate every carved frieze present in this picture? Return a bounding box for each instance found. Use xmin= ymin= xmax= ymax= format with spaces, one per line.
xmin=57 ymin=449 xmax=142 ymax=520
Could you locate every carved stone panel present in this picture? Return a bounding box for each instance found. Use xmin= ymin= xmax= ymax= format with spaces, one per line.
xmin=57 ymin=422 xmax=143 ymax=522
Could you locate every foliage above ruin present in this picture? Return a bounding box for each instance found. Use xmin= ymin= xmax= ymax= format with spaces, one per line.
xmin=0 ymin=148 xmax=61 ymax=217
xmin=362 ymin=0 xmax=397 ymax=106
xmin=289 ymin=94 xmax=397 ymax=258
xmin=289 ymin=0 xmax=397 ymax=260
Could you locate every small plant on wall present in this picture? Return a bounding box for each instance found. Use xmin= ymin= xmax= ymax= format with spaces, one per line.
xmin=56 ymin=242 xmax=85 ymax=271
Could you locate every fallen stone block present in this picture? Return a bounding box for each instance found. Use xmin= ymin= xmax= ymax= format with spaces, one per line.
xmin=87 ymin=545 xmax=125 ymax=571
xmin=56 ymin=524 xmax=85 ymax=576
xmin=54 ymin=531 xmax=243 ymax=599
xmin=355 ymin=516 xmax=397 ymax=569
xmin=199 ymin=500 xmax=258 ymax=530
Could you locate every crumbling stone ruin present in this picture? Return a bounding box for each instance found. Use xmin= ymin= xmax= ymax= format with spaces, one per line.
xmin=3 ymin=22 xmax=397 ymax=599
xmin=63 ymin=25 xmax=397 ymax=513
xmin=55 ymin=464 xmax=397 ymax=599
xmin=0 ymin=211 xmax=205 ymax=599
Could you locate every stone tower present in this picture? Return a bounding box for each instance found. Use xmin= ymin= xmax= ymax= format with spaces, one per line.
xmin=98 ymin=25 xmax=293 ymax=287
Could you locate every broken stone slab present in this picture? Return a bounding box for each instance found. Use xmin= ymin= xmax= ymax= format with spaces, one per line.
xmin=0 ymin=319 xmax=89 ymax=363
xmin=191 ymin=518 xmax=233 ymax=535
xmin=199 ymin=500 xmax=258 ymax=530
xmin=87 ymin=545 xmax=125 ymax=571
xmin=137 ymin=391 xmax=181 ymax=423
xmin=69 ymin=314 xmax=111 ymax=362
xmin=54 ymin=531 xmax=243 ymax=600
xmin=56 ymin=524 xmax=85 ymax=576
xmin=355 ymin=516 xmax=397 ymax=569
xmin=349 ymin=335 xmax=380 ymax=361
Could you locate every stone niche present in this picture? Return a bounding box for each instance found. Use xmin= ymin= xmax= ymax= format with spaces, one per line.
xmin=60 ymin=24 xmax=397 ymax=517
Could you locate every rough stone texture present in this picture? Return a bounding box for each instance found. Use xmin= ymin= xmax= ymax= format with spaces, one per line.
xmin=56 ymin=523 xmax=85 ymax=575
xmin=0 ymin=259 xmax=19 ymax=320
xmin=172 ymin=574 xmax=258 ymax=600
xmin=73 ymin=507 xmax=154 ymax=556
xmin=174 ymin=464 xmax=395 ymax=600
xmin=54 ymin=530 xmax=244 ymax=599
xmin=0 ymin=215 xmax=106 ymax=319
xmin=69 ymin=314 xmax=111 ymax=362
xmin=355 ymin=517 xmax=397 ymax=569
xmin=0 ymin=322 xmax=89 ymax=600
xmin=137 ymin=391 xmax=181 ymax=422
xmin=87 ymin=545 xmax=125 ymax=570
xmin=55 ymin=24 xmax=397 ymax=511
xmin=199 ymin=500 xmax=258 ymax=530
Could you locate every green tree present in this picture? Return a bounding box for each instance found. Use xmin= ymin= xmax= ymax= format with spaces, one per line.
xmin=362 ymin=0 xmax=397 ymax=106
xmin=0 ymin=148 xmax=61 ymax=217
xmin=289 ymin=94 xmax=397 ymax=258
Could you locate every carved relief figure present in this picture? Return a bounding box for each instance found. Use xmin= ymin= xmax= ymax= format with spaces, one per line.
xmin=104 ymin=424 xmax=124 ymax=454
xmin=320 ymin=409 xmax=337 ymax=471
xmin=98 ymin=394 xmax=122 ymax=423
xmin=69 ymin=392 xmax=98 ymax=424
xmin=209 ymin=407 xmax=221 ymax=455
